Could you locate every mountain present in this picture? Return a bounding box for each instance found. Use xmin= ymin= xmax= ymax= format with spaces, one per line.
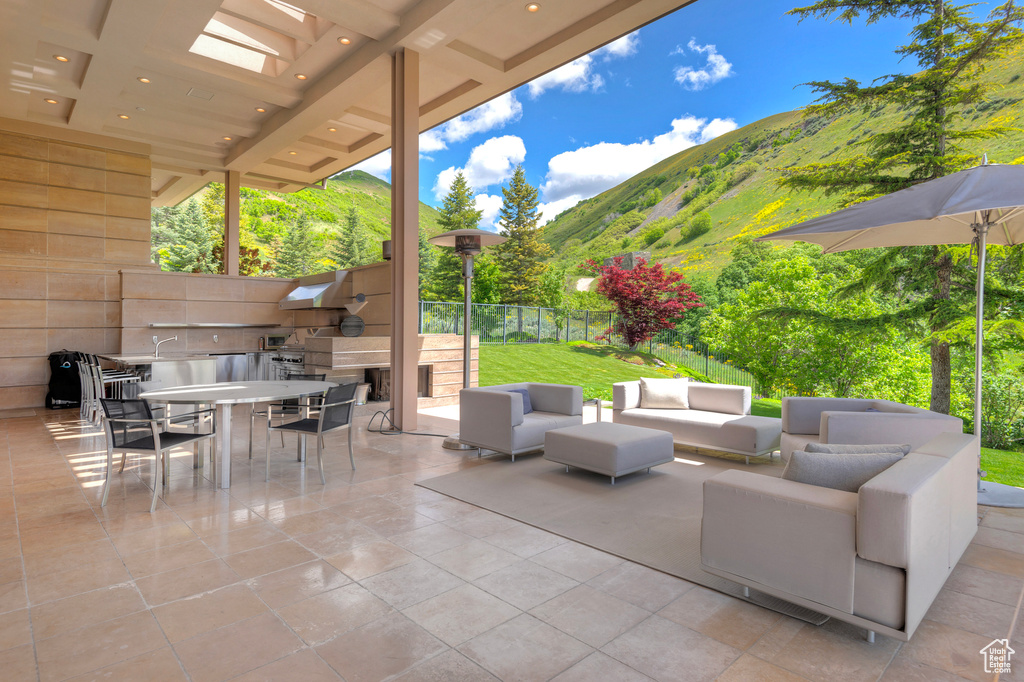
xmin=540 ymin=39 xmax=1024 ymax=281
xmin=239 ymin=169 xmax=444 ymax=248
xmin=154 ymin=170 xmax=445 ymax=275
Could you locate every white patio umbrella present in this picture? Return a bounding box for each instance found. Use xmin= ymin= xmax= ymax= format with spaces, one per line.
xmin=758 ymin=162 xmax=1024 ymax=503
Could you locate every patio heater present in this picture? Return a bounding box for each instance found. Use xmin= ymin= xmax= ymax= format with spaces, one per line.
xmin=428 ymin=228 xmax=506 ymax=450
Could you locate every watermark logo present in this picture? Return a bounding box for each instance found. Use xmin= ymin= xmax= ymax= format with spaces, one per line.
xmin=981 ymin=638 xmax=1015 ymax=674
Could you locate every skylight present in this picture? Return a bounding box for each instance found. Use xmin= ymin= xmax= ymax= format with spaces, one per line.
xmin=190 ymin=34 xmax=269 ymax=73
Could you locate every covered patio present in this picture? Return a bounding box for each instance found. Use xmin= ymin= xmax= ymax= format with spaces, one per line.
xmin=1 ymin=0 xmax=1021 ymax=680
xmin=1 ymin=405 xmax=1022 ymax=681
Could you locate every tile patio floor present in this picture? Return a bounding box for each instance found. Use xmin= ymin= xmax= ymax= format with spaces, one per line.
xmin=0 ymin=404 xmax=1022 ymax=681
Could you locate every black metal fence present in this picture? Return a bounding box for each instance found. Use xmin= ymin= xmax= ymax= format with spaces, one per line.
xmin=419 ymin=301 xmax=769 ymax=396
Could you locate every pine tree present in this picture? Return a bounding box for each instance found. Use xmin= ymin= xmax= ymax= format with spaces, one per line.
xmin=331 ymin=206 xmax=362 ymax=268
xmin=779 ymin=0 xmax=1024 ymax=414
xmin=274 ymin=214 xmax=317 ymax=278
xmin=426 ymin=172 xmax=482 ymax=302
xmin=161 ymin=199 xmax=218 ymax=273
xmin=419 ymin=226 xmax=436 ymax=297
xmin=493 ymin=165 xmax=551 ymax=306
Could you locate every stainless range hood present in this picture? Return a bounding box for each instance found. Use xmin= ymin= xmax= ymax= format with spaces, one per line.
xmin=279 ymin=270 xmax=366 ymax=311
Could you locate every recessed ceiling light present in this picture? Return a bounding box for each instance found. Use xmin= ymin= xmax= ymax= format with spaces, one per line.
xmin=137 ymin=77 xmax=151 ymax=84
xmin=54 ymin=55 xmax=69 ymax=62
xmin=338 ymin=36 xmax=351 ymax=45
xmin=295 ymin=73 xmax=307 ymax=80
xmin=44 ymin=98 xmax=58 ymax=104
xmin=255 ymin=107 xmax=266 ymax=113
xmin=288 ymin=151 xmax=297 ymax=155
xmin=223 ymin=136 xmax=232 ymax=141
xmin=117 ymin=114 xmax=130 ymax=119
xmin=327 ymin=127 xmax=336 ymax=132
xmin=136 ymin=107 xmax=146 ymax=112
xmin=526 ymin=3 xmax=540 ymax=12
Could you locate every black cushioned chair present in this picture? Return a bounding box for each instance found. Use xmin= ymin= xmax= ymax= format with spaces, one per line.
xmin=100 ymin=398 xmax=216 ymax=512
xmin=266 ymin=383 xmax=357 ymax=483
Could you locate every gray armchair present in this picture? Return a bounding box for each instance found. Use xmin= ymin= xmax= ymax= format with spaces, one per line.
xmin=781 ymin=397 xmax=963 ymax=463
xmin=458 ymin=383 xmax=583 ymax=460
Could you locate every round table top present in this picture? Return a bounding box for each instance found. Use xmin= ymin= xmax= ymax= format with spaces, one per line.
xmin=140 ymin=380 xmax=336 ymax=405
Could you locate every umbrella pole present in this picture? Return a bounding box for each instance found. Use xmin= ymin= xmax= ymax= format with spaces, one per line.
xmin=974 ymin=222 xmax=988 ymax=490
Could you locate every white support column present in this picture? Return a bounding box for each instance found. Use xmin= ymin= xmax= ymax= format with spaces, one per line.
xmin=390 ymin=49 xmax=420 ymax=431
xmin=224 ymin=170 xmax=241 ymax=277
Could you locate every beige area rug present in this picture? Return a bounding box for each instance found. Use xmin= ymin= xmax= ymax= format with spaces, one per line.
xmin=418 ymin=450 xmax=829 ymax=623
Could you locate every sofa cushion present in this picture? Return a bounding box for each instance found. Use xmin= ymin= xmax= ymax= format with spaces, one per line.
xmin=510 ymin=411 xmax=582 ymax=453
xmin=782 ymin=450 xmax=903 ymax=493
xmin=639 ymin=377 xmax=688 ymax=409
xmin=806 ymin=442 xmax=911 ymax=456
xmin=615 ymin=408 xmax=781 ymax=456
xmin=507 ymin=388 xmax=533 ymax=414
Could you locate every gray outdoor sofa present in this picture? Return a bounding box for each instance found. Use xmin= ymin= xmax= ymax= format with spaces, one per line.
xmin=781 ymin=397 xmax=964 ymax=463
xmin=701 ymin=432 xmax=979 ymax=642
xmin=612 ymin=380 xmax=781 ymax=463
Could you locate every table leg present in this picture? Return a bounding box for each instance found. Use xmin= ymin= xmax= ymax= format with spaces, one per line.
xmin=217 ymin=403 xmax=232 ymax=488
xmin=296 ymin=397 xmax=308 ymax=462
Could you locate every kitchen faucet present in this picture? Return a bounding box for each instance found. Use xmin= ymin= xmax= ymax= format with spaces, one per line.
xmin=154 ymin=335 xmax=177 ymax=358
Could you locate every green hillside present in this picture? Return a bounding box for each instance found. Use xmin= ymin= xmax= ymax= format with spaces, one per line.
xmin=541 ymin=39 xmax=1024 ymax=280
xmin=153 ymin=169 xmax=444 ymax=276
xmin=237 ymin=169 xmax=443 ymax=254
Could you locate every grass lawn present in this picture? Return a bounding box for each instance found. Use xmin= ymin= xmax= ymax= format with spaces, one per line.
xmin=479 ymin=342 xmax=707 ymax=402
xmin=477 ymin=342 xmax=1024 ymax=488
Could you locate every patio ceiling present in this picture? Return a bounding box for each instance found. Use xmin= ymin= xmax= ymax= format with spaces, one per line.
xmin=0 ymin=0 xmax=695 ymax=207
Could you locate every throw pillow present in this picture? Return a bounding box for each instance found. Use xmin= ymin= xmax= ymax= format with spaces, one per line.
xmin=507 ymin=388 xmax=533 ymax=414
xmin=805 ymin=442 xmax=912 ymax=456
xmin=782 ymin=450 xmax=903 ymax=493
xmin=639 ymin=377 xmax=689 ymax=409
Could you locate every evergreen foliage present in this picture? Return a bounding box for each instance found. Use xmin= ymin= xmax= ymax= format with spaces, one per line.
xmin=160 ymin=199 xmax=218 ymax=273
xmin=777 ymin=0 xmax=1024 ymax=414
xmin=422 ymin=172 xmax=483 ymax=302
xmin=274 ymin=214 xmax=317 ymax=278
xmin=493 ymin=165 xmax=551 ymax=306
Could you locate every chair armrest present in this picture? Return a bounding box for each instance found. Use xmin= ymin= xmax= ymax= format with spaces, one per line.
xmin=460 ymin=388 xmax=522 ymax=425
xmin=782 ymin=397 xmax=870 ymax=434
xmin=526 ymin=383 xmax=582 ymax=415
xmin=613 ymin=382 xmax=640 ymax=411
xmin=701 ymin=469 xmax=859 ymax=613
xmin=107 ymin=417 xmax=163 ymax=426
xmin=459 ymin=389 xmax=520 ymax=452
xmin=821 ymin=410 xmax=963 ymax=447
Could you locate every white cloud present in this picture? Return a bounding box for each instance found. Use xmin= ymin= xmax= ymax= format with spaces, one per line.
xmin=475 ymin=193 xmax=504 ymax=231
xmin=443 ymin=93 xmax=523 ymax=143
xmin=700 ymin=118 xmax=738 ymax=143
xmin=419 ymin=130 xmax=446 ymax=153
xmin=538 ymin=116 xmax=737 ymax=218
xmin=595 ymin=31 xmax=639 ymax=60
xmin=433 ymin=135 xmax=526 ymax=199
xmin=673 ymin=38 xmax=733 ymax=91
xmin=350 ymin=150 xmax=391 ymax=180
xmin=527 ymin=55 xmax=604 ymax=98
xmin=420 ymin=92 xmax=522 ymax=155
xmin=538 ymin=196 xmax=582 ymax=225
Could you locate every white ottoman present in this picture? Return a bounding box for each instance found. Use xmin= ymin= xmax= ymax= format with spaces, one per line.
xmin=544 ymin=422 xmax=674 ymax=484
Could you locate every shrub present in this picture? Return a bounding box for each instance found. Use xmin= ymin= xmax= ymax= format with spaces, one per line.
xmin=639 ymin=225 xmax=665 ymax=247
xmin=733 ymin=161 xmax=757 ymax=183
xmin=686 ymin=212 xmax=712 ymax=241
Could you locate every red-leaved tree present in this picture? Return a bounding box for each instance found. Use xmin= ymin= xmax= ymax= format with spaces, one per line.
xmin=584 ymin=257 xmax=703 ymax=350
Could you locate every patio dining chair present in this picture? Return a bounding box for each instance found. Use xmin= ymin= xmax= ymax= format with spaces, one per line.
xmin=266 ymin=382 xmax=357 ymax=484
xmin=249 ymin=372 xmax=327 ymax=458
xmin=100 ymin=398 xmax=216 ymax=512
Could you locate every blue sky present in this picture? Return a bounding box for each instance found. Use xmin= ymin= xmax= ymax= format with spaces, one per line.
xmin=352 ymin=0 xmax=927 ymax=230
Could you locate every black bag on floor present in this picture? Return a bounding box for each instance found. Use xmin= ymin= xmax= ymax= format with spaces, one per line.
xmin=45 ymin=349 xmax=80 ymax=409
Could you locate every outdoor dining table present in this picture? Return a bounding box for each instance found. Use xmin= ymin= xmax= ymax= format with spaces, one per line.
xmin=140 ymin=380 xmax=336 ymax=488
